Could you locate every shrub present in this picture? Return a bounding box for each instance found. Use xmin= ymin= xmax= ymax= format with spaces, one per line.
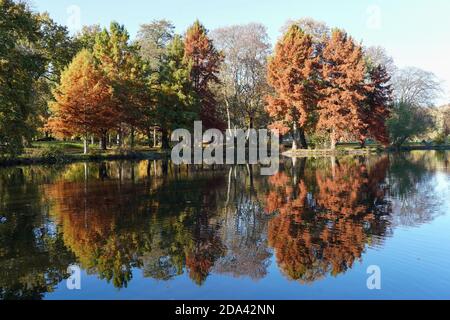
xmin=36 ymin=145 xmax=67 ymax=163
xmin=433 ymin=132 xmax=448 ymax=145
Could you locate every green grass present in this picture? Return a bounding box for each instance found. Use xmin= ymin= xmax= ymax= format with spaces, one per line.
xmin=25 ymin=141 xmax=160 ymax=157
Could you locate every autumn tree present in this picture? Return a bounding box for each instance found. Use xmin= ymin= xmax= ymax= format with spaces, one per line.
xmin=31 ymin=12 xmax=81 ymax=140
xmin=266 ymin=25 xmax=319 ymax=150
xmin=318 ymin=29 xmax=368 ymax=149
xmin=266 ymin=157 xmax=390 ymax=283
xmin=47 ymin=50 xmax=113 ymax=154
xmin=184 ymin=20 xmax=224 ymax=130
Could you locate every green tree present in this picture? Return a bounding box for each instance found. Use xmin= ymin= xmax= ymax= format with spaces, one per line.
xmin=0 ymin=0 xmax=45 ymax=156
xmin=31 ymin=12 xmax=81 ymax=139
xmin=136 ymin=19 xmax=175 ymax=72
xmin=154 ymin=35 xmax=198 ymax=149
xmin=387 ymin=102 xmax=434 ymax=149
xmin=93 ymin=22 xmax=148 ymax=149
xmin=75 ymin=25 xmax=102 ymax=51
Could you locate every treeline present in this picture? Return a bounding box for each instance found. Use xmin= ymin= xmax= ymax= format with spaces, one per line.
xmin=1 ymin=0 xmax=448 ymax=156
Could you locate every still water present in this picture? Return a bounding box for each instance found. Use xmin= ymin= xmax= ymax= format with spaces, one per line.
xmin=0 ymin=151 xmax=449 ymax=300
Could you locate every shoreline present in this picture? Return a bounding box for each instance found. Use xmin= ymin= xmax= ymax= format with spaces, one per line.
xmin=0 ymin=151 xmax=168 ymax=167
xmin=283 ymin=145 xmax=450 ymax=157
xmin=1 ymin=145 xmax=448 ymax=167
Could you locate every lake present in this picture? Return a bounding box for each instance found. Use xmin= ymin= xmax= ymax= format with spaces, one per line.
xmin=0 ymin=151 xmax=449 ymax=300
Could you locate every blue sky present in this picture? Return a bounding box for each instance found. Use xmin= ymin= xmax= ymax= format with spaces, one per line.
xmin=32 ymin=0 xmax=450 ymax=104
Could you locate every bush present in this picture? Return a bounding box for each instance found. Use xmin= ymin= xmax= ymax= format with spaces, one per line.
xmin=433 ymin=132 xmax=448 ymax=145
xmin=36 ymin=145 xmax=67 ymax=163
xmin=309 ymin=133 xmax=330 ymax=149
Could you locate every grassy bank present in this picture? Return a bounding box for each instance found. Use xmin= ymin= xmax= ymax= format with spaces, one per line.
xmin=0 ymin=141 xmax=168 ymax=167
xmin=2 ymin=141 xmax=449 ymax=166
xmin=283 ymin=142 xmax=450 ymax=157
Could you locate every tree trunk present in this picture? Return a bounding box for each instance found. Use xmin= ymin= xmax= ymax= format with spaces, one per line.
xmin=117 ymin=128 xmax=123 ymax=148
xmin=360 ymin=140 xmax=366 ymax=148
xmin=225 ymin=99 xmax=232 ymax=131
xmin=130 ymin=127 xmax=135 ymax=149
xmin=161 ymin=128 xmax=170 ymax=150
xmin=83 ymin=136 xmax=89 ymax=155
xmin=99 ymin=131 xmax=107 ymax=151
xmin=299 ymin=128 xmax=308 ymax=149
xmin=330 ymin=128 xmax=337 ymax=150
xmin=146 ymin=128 xmax=153 ymax=149
xmin=292 ymin=123 xmax=299 ymax=151
xmin=153 ymin=127 xmax=158 ymax=148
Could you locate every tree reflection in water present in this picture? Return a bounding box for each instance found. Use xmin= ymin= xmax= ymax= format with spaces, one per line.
xmin=0 ymin=152 xmax=448 ymax=298
xmin=267 ymin=157 xmax=392 ymax=283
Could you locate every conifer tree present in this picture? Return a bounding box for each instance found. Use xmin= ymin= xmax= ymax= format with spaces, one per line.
xmin=155 ymin=35 xmax=198 ymax=149
xmin=184 ymin=20 xmax=224 ymax=130
xmin=361 ymin=64 xmax=392 ymax=146
xmin=93 ymin=22 xmax=146 ymax=148
xmin=266 ymin=25 xmax=319 ymax=150
xmin=47 ymin=50 xmax=113 ymax=154
xmin=318 ymin=29 xmax=368 ymax=149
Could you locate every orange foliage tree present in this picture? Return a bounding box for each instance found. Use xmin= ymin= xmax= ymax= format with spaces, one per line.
xmin=318 ymin=30 xmax=369 ymax=149
xmin=266 ymin=25 xmax=319 ymax=150
xmin=184 ymin=20 xmax=224 ymax=130
xmin=47 ymin=49 xmax=114 ymax=154
xmin=266 ymin=157 xmax=390 ymax=283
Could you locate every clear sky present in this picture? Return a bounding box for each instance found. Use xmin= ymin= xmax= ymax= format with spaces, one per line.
xmin=31 ymin=0 xmax=450 ymax=104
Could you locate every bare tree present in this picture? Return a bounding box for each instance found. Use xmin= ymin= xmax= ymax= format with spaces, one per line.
xmin=392 ymin=67 xmax=442 ymax=107
xmin=136 ymin=19 xmax=175 ymax=71
xmin=364 ymin=45 xmax=397 ymax=76
xmin=282 ymin=17 xmax=330 ymax=44
xmin=211 ymin=23 xmax=271 ymax=130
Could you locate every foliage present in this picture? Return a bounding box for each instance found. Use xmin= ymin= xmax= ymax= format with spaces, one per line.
xmin=184 ymin=20 xmax=224 ymax=130
xmin=387 ymin=102 xmax=434 ymax=148
xmin=47 ymin=50 xmax=114 ymax=142
xmin=136 ymin=19 xmax=175 ymax=71
xmin=361 ymin=64 xmax=393 ymax=145
xmin=266 ymin=25 xmax=318 ymax=149
xmin=35 ymin=144 xmax=67 ymax=163
xmin=0 ymin=0 xmax=44 ymax=155
xmin=153 ymin=35 xmax=198 ymax=148
xmin=0 ymin=3 xmax=445 ymax=156
xmin=317 ymin=29 xmax=369 ymax=149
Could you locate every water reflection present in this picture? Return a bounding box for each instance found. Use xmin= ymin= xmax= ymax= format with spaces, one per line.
xmin=267 ymin=157 xmax=391 ymax=283
xmin=0 ymin=151 xmax=448 ymax=299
